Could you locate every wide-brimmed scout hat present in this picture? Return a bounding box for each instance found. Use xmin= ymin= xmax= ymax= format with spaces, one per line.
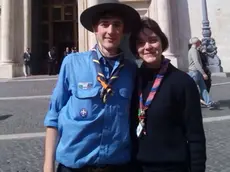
xmin=80 ymin=0 xmax=141 ymax=33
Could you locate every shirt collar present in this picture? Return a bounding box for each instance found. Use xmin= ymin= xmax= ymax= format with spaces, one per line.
xmin=96 ymin=46 xmax=124 ymax=61
xmin=96 ymin=46 xmax=104 ymax=61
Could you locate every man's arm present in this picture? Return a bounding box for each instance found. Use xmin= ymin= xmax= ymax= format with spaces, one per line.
xmin=43 ymin=57 xmax=70 ymax=172
xmin=44 ymin=127 xmax=58 ymax=172
xmin=183 ymin=78 xmax=206 ymax=172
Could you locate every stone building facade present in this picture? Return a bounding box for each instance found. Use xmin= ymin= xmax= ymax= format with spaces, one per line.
xmin=0 ymin=0 xmax=229 ymax=78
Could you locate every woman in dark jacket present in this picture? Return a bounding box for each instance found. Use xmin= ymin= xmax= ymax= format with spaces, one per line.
xmin=129 ymin=17 xmax=206 ymax=172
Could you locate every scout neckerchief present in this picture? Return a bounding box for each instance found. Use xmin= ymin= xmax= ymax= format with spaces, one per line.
xmin=91 ymin=44 xmax=124 ymax=103
xmin=137 ymin=58 xmax=170 ymax=137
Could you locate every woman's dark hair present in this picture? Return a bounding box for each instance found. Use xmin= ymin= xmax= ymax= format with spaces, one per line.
xmin=129 ymin=17 xmax=169 ymax=55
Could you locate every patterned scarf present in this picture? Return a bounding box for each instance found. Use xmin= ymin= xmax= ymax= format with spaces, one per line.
xmin=91 ymin=45 xmax=124 ymax=103
xmin=138 ymin=58 xmax=170 ymax=136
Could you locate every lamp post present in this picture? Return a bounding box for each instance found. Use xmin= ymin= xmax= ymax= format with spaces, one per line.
xmin=201 ymin=0 xmax=222 ymax=72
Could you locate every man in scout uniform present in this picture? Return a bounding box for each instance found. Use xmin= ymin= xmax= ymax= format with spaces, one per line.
xmin=43 ymin=0 xmax=140 ymax=172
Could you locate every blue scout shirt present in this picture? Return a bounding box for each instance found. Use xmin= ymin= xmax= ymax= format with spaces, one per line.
xmin=44 ymin=48 xmax=137 ymax=168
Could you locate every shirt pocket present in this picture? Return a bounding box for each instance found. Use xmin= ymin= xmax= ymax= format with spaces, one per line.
xmin=72 ymin=86 xmax=101 ymax=120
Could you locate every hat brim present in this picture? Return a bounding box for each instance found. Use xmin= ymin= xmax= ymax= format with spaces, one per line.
xmin=80 ymin=3 xmax=141 ymax=33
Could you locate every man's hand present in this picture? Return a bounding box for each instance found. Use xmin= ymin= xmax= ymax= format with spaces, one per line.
xmin=203 ymin=74 xmax=208 ymax=80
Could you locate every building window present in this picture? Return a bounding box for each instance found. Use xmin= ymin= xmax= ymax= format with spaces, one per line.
xmin=64 ymin=6 xmax=73 ymax=20
xmin=52 ymin=7 xmax=62 ymax=21
xmin=42 ymin=7 xmax=49 ymax=21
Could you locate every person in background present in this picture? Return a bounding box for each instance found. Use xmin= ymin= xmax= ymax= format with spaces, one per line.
xmin=23 ymin=47 xmax=32 ymax=77
xmin=188 ymin=37 xmax=218 ymax=109
xmin=129 ymin=17 xmax=206 ymax=172
xmin=188 ymin=43 xmax=211 ymax=106
xmin=63 ymin=47 xmax=71 ymax=58
xmin=71 ymin=47 xmax=77 ymax=53
xmin=43 ymin=0 xmax=141 ymax=172
xmin=198 ymin=45 xmax=212 ymax=93
xmin=47 ymin=47 xmax=57 ymax=75
xmin=60 ymin=47 xmax=71 ymax=69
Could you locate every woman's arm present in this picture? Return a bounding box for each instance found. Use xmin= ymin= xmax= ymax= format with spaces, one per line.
xmin=183 ymin=78 xmax=207 ymax=172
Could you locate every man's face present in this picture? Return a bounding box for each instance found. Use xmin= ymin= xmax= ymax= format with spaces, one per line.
xmin=93 ymin=17 xmax=124 ymax=52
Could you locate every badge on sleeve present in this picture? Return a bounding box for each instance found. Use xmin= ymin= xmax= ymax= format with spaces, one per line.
xmin=78 ymin=82 xmax=93 ymax=90
xmin=80 ymin=108 xmax=88 ymax=118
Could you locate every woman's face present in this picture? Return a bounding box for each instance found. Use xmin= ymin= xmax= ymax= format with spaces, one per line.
xmin=136 ymin=28 xmax=163 ymax=67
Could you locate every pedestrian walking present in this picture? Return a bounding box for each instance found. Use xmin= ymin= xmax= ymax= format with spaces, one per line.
xmin=129 ymin=17 xmax=207 ymax=172
xmin=43 ymin=0 xmax=141 ymax=172
xmin=187 ymin=37 xmax=218 ymax=108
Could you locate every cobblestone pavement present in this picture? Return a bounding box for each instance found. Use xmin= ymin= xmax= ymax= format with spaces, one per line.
xmin=0 ymin=76 xmax=230 ymax=172
xmin=0 ymin=138 xmax=44 ymax=172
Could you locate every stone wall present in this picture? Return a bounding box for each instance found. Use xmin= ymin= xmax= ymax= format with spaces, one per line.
xmin=175 ymin=0 xmax=192 ymax=71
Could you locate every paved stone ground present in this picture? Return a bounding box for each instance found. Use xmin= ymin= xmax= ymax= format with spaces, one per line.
xmin=0 ymin=76 xmax=229 ymax=172
xmin=0 ymin=138 xmax=44 ymax=172
xmin=205 ymin=122 xmax=230 ymax=172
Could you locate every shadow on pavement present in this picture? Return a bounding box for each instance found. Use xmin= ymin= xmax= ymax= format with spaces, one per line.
xmin=218 ymin=99 xmax=230 ymax=109
xmin=0 ymin=114 xmax=13 ymax=121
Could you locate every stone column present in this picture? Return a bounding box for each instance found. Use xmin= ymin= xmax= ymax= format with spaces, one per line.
xmin=23 ymin=0 xmax=32 ymax=50
xmin=87 ymin=0 xmax=97 ymax=49
xmin=78 ymin=0 xmax=89 ymax=52
xmin=148 ymin=0 xmax=158 ymax=20
xmin=0 ymin=0 xmax=14 ymax=63
xmin=78 ymin=0 xmax=98 ymax=52
xmin=156 ymin=0 xmax=179 ymax=67
xmin=0 ymin=0 xmax=20 ymax=78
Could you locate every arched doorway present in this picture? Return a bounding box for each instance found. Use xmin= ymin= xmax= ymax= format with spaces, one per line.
xmin=32 ymin=0 xmax=78 ymax=74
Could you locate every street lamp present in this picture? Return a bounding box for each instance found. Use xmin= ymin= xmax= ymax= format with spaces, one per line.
xmin=201 ymin=0 xmax=222 ymax=72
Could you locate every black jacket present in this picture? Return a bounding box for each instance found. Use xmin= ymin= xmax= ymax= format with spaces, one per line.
xmin=23 ymin=52 xmax=31 ymax=65
xmin=48 ymin=49 xmax=57 ymax=62
xmin=131 ymin=64 xmax=206 ymax=172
